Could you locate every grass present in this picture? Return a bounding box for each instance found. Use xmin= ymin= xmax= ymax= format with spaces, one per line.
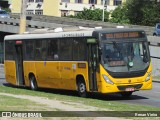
xmin=153 ymin=76 xmax=160 ymax=81
xmin=0 ymin=95 xmax=51 ymax=111
xmin=0 ymin=85 xmax=160 ymax=112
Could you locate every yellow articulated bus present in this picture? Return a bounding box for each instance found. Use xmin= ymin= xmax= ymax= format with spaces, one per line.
xmin=4 ymin=27 xmax=152 ymax=97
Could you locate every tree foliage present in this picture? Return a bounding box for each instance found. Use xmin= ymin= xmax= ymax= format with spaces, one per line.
xmin=67 ymin=0 xmax=160 ymax=26
xmin=126 ymin=0 xmax=160 ymax=25
xmin=110 ymin=0 xmax=160 ymax=26
xmin=110 ymin=4 xmax=130 ymax=24
xmin=70 ymin=8 xmax=110 ymax=22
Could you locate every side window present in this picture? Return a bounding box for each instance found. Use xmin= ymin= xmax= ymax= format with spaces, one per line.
xmin=5 ymin=41 xmax=15 ymax=60
xmin=73 ymin=38 xmax=87 ymax=61
xmin=47 ymin=39 xmax=59 ymax=60
xmin=59 ymin=38 xmax=72 ymax=61
xmin=157 ymin=25 xmax=160 ymax=29
xmin=24 ymin=40 xmax=35 ymax=60
xmin=35 ymin=40 xmax=47 ymax=60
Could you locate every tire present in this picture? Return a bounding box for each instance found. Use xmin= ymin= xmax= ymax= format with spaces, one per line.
xmin=29 ymin=75 xmax=38 ymax=91
xmin=77 ymin=81 xmax=87 ymax=98
xmin=120 ymin=92 xmax=133 ymax=98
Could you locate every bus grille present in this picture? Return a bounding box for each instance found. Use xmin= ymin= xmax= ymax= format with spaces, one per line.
xmin=117 ymin=84 xmax=143 ymax=91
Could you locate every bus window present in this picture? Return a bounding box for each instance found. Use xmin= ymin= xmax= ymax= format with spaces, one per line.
xmin=47 ymin=39 xmax=59 ymax=60
xmin=73 ymin=38 xmax=86 ymax=61
xmin=24 ymin=41 xmax=35 ymax=60
xmin=35 ymin=40 xmax=47 ymax=61
xmin=59 ymin=38 xmax=72 ymax=61
xmin=5 ymin=41 xmax=15 ymax=60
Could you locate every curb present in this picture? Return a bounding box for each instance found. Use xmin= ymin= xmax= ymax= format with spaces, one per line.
xmin=153 ymin=80 xmax=160 ymax=83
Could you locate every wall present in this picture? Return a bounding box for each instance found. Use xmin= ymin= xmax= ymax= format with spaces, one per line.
xmin=11 ymin=0 xmax=21 ymax=13
xmin=43 ymin=0 xmax=60 ymax=16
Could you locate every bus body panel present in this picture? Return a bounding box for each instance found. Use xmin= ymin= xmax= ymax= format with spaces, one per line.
xmin=23 ymin=61 xmax=89 ymax=91
xmin=23 ymin=61 xmax=36 ymax=86
xmin=4 ymin=61 xmax=17 ymax=85
xmin=59 ymin=61 xmax=89 ymax=91
xmin=99 ymin=63 xmax=152 ymax=93
xmin=59 ymin=62 xmax=76 ymax=90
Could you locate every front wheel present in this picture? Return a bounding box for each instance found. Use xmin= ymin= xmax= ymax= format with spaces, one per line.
xmin=77 ymin=81 xmax=87 ymax=98
xmin=30 ymin=75 xmax=38 ymax=91
xmin=120 ymin=92 xmax=133 ymax=98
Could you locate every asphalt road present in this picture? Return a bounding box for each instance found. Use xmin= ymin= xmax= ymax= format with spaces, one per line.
xmin=0 ymin=66 xmax=160 ymax=108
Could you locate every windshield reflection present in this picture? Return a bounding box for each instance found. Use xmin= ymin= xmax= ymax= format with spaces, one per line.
xmin=102 ymin=41 xmax=150 ymax=73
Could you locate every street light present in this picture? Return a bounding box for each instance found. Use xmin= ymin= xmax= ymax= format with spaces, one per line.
xmin=19 ymin=0 xmax=27 ymax=33
xmin=102 ymin=0 xmax=105 ymax=22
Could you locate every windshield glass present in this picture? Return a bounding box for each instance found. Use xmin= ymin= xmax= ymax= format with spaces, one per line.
xmin=102 ymin=41 xmax=150 ymax=73
xmin=0 ymin=11 xmax=7 ymax=14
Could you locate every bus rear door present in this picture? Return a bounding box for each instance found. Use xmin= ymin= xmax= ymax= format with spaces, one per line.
xmin=15 ymin=41 xmax=25 ymax=86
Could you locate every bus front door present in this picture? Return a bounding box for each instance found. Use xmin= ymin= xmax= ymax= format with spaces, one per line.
xmin=15 ymin=45 xmax=25 ymax=86
xmin=88 ymin=44 xmax=98 ymax=92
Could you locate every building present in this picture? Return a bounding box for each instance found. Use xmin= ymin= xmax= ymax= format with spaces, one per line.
xmin=11 ymin=0 xmax=126 ymax=17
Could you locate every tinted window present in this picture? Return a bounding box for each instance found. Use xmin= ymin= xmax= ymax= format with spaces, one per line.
xmin=24 ymin=40 xmax=35 ymax=60
xmin=73 ymin=38 xmax=87 ymax=61
xmin=59 ymin=38 xmax=72 ymax=61
xmin=5 ymin=41 xmax=15 ymax=60
xmin=157 ymin=25 xmax=160 ymax=29
xmin=47 ymin=39 xmax=59 ymax=60
xmin=35 ymin=40 xmax=47 ymax=60
xmin=0 ymin=10 xmax=7 ymax=14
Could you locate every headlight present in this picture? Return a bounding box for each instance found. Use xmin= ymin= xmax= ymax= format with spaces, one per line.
xmin=102 ymin=74 xmax=114 ymax=85
xmin=145 ymin=72 xmax=151 ymax=82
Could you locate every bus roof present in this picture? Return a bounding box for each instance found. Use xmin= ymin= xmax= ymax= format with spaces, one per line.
xmin=4 ymin=28 xmax=145 ymax=41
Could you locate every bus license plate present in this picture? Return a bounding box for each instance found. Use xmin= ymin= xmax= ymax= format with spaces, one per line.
xmin=125 ymin=87 xmax=135 ymax=91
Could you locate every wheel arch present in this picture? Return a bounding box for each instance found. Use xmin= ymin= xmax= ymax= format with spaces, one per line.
xmin=28 ymin=72 xmax=36 ymax=80
xmin=76 ymin=74 xmax=87 ymax=91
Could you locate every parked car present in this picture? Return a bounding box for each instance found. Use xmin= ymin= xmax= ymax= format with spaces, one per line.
xmin=0 ymin=10 xmax=10 ymax=18
xmin=153 ymin=23 xmax=160 ymax=36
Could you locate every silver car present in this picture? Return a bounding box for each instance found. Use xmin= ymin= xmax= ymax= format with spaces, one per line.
xmin=153 ymin=23 xmax=160 ymax=36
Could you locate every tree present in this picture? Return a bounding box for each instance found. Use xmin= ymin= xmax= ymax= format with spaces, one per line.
xmin=71 ymin=8 xmax=110 ymax=22
xmin=110 ymin=4 xmax=130 ymax=24
xmin=126 ymin=0 xmax=160 ymax=25
xmin=141 ymin=3 xmax=159 ymax=26
xmin=110 ymin=0 xmax=160 ymax=25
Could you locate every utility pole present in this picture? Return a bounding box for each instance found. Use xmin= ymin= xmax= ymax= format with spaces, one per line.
xmin=19 ymin=0 xmax=27 ymax=34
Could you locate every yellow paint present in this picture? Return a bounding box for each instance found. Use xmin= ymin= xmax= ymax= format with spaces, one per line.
xmin=4 ymin=61 xmax=17 ymax=85
xmin=19 ymin=18 xmax=26 ymax=33
xmin=43 ymin=0 xmax=60 ymax=16
xmin=98 ymin=63 xmax=152 ymax=93
xmin=22 ymin=61 xmax=88 ymax=91
xmin=5 ymin=59 xmax=152 ymax=94
xmin=110 ymin=0 xmax=114 ymax=6
xmin=11 ymin=0 xmax=21 ymax=13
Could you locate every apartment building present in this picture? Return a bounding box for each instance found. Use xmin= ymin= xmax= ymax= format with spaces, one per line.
xmin=11 ymin=0 xmax=126 ymax=17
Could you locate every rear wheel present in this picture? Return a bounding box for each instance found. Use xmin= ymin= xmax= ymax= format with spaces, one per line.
xmin=29 ymin=75 xmax=38 ymax=90
xmin=120 ymin=92 xmax=133 ymax=98
xmin=77 ymin=81 xmax=87 ymax=98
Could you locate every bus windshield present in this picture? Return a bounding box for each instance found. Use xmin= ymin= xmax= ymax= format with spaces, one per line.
xmin=102 ymin=41 xmax=150 ymax=73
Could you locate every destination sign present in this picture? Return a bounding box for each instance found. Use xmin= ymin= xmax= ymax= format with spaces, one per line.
xmin=103 ymin=32 xmax=144 ymax=39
